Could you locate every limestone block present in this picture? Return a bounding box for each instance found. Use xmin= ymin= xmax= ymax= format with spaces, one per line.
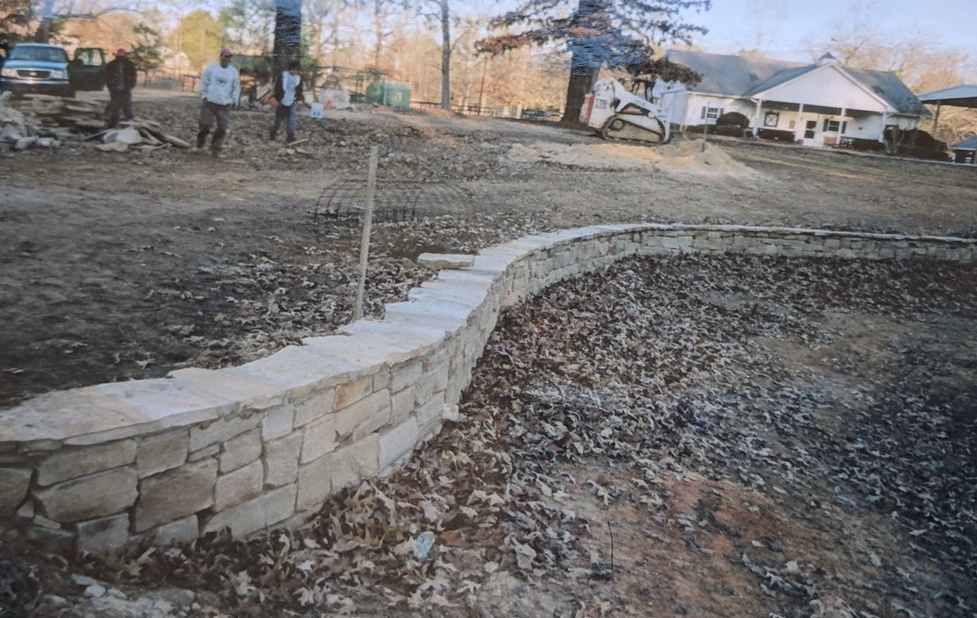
xmin=0 ymin=389 xmax=151 ymax=446
xmin=334 ymin=389 xmax=391 ymax=443
xmin=416 ymin=363 xmax=449 ymax=404
xmin=301 ymin=414 xmax=337 ymax=464
xmin=24 ymin=524 xmax=75 ymax=555
xmin=390 ymin=386 xmax=416 ymax=425
xmin=372 ymin=368 xmax=391 ymax=393
xmin=137 ymin=430 xmax=188 ymax=478
xmin=189 ymin=414 xmax=261 ymax=452
xmin=303 ymin=334 xmax=420 ymax=375
xmin=383 ymin=302 xmax=468 ymax=333
xmin=34 ymin=467 xmax=137 ymax=524
xmin=264 ymin=433 xmax=302 ymax=488
xmin=220 ymin=429 xmax=262 ymax=473
xmin=296 ymin=457 xmax=331 ymax=513
xmin=134 ymin=459 xmax=217 ymax=533
xmin=262 ymin=406 xmax=294 ymax=441
xmin=203 ymin=485 xmax=296 ymax=538
xmin=224 ymin=346 xmax=359 ymax=399
xmin=153 ymin=514 xmax=199 ymax=546
xmin=416 ymin=392 xmax=447 ymax=427
xmin=378 ymin=417 xmax=419 ymax=470
xmin=339 ymin=316 xmax=446 ymax=351
xmin=0 ymin=467 xmax=32 ymax=517
xmin=75 ymin=513 xmax=130 ymax=554
xmin=417 ymin=253 xmax=476 ymax=270
xmin=215 ymin=460 xmax=263 ymax=511
xmin=294 ymin=389 xmax=336 ymax=427
xmin=188 ymin=444 xmax=219 ymax=462
xmin=169 ymin=367 xmax=285 ymax=411
xmin=325 ymin=436 xmax=382 ymax=493
xmin=335 ymin=374 xmax=375 ymax=410
xmin=36 ymin=441 xmax=137 ymax=487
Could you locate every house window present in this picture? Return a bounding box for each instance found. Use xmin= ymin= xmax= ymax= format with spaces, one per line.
xmin=822 ymin=119 xmax=848 ymax=133
xmin=804 ymin=120 xmax=817 ymax=139
xmin=763 ymin=111 xmax=779 ymax=128
xmin=700 ymin=106 xmax=723 ymax=121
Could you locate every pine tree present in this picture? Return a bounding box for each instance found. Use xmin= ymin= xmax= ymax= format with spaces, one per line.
xmin=478 ymin=0 xmax=710 ymax=123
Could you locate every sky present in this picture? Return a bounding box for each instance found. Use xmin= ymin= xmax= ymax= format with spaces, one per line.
xmin=681 ymin=0 xmax=977 ymax=65
xmin=464 ymin=0 xmax=976 ymax=77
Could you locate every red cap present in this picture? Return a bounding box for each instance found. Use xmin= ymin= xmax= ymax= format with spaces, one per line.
xmin=115 ymin=48 xmax=127 ymax=56
xmin=219 ymin=48 xmax=233 ymax=57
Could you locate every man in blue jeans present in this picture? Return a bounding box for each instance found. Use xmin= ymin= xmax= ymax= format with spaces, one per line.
xmin=103 ymin=48 xmax=136 ymax=128
xmin=269 ymin=60 xmax=304 ymax=144
xmin=195 ymin=49 xmax=240 ymax=159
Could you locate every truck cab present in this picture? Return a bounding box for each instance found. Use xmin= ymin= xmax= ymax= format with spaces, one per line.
xmin=0 ymin=43 xmax=105 ymax=98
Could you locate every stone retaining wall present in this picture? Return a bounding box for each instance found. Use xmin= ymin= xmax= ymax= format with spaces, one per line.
xmin=1 ymin=224 xmax=973 ymax=554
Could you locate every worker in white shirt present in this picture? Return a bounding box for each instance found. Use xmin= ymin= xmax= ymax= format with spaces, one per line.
xmin=269 ymin=59 xmax=304 ymax=144
xmin=195 ymin=48 xmax=240 ymax=159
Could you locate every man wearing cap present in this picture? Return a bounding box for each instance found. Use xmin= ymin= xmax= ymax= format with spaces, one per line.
xmin=196 ymin=48 xmax=240 ymax=159
xmin=103 ymin=48 xmax=137 ymax=129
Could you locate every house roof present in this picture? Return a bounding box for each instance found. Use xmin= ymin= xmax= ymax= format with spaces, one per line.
xmin=665 ymin=49 xmax=929 ymax=116
xmin=665 ymin=49 xmax=804 ymax=98
xmin=952 ymin=135 xmax=977 ymax=152
xmin=917 ymin=84 xmax=977 ymax=108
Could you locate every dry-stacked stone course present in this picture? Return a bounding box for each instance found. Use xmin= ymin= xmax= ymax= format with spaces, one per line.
xmin=0 ymin=224 xmax=973 ymax=553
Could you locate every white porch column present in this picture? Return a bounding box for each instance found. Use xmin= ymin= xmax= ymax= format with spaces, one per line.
xmin=879 ymin=111 xmax=889 ymax=143
xmin=794 ymin=103 xmax=805 ymax=141
xmin=752 ymin=99 xmax=763 ymax=137
xmin=838 ymin=106 xmax=847 ymax=146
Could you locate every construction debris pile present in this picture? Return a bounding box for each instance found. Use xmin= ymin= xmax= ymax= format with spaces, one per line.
xmin=0 ymin=92 xmax=189 ymax=153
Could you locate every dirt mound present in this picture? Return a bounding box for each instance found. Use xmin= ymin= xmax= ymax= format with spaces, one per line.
xmin=507 ymin=138 xmax=758 ymax=178
xmin=658 ymin=138 xmax=760 ymax=177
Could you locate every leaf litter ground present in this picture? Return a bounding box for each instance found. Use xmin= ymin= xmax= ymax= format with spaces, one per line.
xmin=2 ymin=93 xmax=977 ymax=617
xmin=7 ymin=252 xmax=974 ymax=618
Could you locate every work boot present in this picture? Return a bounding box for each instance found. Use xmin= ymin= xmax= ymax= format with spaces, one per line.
xmin=212 ymin=151 xmax=226 ymax=160
xmin=269 ymin=129 xmax=276 ymax=141
xmin=286 ymin=136 xmax=296 ymax=145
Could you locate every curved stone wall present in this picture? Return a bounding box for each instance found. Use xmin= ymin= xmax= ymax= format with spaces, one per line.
xmin=0 ymin=224 xmax=973 ymax=554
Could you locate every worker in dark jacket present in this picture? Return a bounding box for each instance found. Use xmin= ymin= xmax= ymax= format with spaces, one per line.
xmin=269 ymin=60 xmax=304 ymax=144
xmin=104 ymin=48 xmax=137 ymax=128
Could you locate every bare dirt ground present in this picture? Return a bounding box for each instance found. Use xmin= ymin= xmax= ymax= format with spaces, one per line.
xmin=1 ymin=89 xmax=976 ymax=617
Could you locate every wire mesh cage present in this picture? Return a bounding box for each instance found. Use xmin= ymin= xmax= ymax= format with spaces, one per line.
xmin=312 ymin=178 xmax=475 ymax=230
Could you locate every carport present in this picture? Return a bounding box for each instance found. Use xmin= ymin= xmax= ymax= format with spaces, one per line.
xmin=917 ymin=84 xmax=977 ymax=165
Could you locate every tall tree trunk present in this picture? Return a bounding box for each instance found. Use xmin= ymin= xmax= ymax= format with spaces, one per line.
xmin=274 ymin=0 xmax=302 ymax=78
xmin=439 ymin=0 xmax=451 ymax=110
xmin=561 ymin=54 xmax=597 ymax=125
xmin=561 ymin=0 xmax=603 ymax=124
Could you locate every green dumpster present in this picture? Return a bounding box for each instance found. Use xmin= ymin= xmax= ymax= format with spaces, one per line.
xmin=365 ymin=81 xmax=411 ymax=109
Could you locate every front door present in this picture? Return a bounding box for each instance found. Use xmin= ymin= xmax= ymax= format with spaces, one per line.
xmin=802 ymin=119 xmax=823 ymax=146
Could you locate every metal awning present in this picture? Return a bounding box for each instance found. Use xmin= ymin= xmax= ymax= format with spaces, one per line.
xmin=916 ymin=84 xmax=977 ymax=138
xmin=918 ymin=84 xmax=977 ymax=107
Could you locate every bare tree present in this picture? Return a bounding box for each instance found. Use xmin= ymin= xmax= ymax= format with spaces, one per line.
xmin=412 ymin=0 xmax=454 ymax=109
xmin=4 ymin=0 xmax=142 ymax=43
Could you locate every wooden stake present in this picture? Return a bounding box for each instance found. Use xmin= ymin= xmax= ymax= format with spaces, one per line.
xmin=353 ymin=145 xmax=379 ymax=321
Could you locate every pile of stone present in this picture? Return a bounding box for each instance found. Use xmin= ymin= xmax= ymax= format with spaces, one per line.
xmin=14 ymin=93 xmax=104 ymax=130
xmin=0 ymin=92 xmax=190 ymax=153
xmin=0 ymin=91 xmax=68 ymax=151
xmin=96 ymin=120 xmax=190 ymax=152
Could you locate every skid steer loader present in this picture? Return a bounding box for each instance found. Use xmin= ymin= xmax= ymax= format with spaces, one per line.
xmin=579 ymin=78 xmax=671 ymax=145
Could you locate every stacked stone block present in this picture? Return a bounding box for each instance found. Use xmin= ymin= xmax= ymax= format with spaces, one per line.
xmin=0 ymin=224 xmax=973 ymax=553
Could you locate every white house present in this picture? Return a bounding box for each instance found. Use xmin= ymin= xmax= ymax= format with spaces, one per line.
xmin=654 ymin=50 xmax=930 ymax=148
